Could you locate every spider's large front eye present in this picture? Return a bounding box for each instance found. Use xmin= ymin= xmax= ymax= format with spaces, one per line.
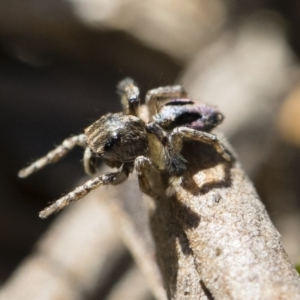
xmin=104 ymin=132 xmax=121 ymax=151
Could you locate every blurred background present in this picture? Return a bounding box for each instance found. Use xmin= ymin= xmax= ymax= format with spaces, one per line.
xmin=1 ymin=0 xmax=300 ymax=299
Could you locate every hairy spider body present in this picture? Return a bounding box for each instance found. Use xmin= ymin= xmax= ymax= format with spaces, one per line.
xmin=85 ymin=113 xmax=149 ymax=162
xmin=19 ymin=78 xmax=230 ymax=218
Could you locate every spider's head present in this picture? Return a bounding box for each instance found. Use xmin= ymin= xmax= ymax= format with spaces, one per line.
xmin=153 ymin=99 xmax=224 ymax=132
xmin=85 ymin=113 xmax=149 ymax=163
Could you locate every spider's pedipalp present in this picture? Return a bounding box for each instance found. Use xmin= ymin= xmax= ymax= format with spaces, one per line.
xmin=83 ymin=147 xmax=98 ymax=175
xmin=18 ymin=134 xmax=86 ymax=178
xmin=39 ymin=163 xmax=131 ymax=218
xmin=134 ymin=156 xmax=156 ymax=197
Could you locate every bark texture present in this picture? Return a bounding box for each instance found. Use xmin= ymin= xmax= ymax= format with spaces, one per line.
xmin=147 ymin=141 xmax=300 ymax=299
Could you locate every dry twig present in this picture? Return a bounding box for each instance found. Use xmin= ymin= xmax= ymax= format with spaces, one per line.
xmin=147 ymin=141 xmax=300 ymax=299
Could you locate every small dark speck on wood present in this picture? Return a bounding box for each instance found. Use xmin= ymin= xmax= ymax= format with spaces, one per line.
xmin=147 ymin=139 xmax=300 ymax=300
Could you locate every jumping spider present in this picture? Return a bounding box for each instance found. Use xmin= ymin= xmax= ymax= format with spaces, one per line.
xmin=19 ymin=78 xmax=230 ymax=218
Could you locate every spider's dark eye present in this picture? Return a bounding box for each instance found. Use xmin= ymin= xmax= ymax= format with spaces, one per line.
xmin=104 ymin=132 xmax=121 ymax=151
xmin=174 ymin=112 xmax=201 ymax=126
xmin=129 ymin=96 xmax=138 ymax=104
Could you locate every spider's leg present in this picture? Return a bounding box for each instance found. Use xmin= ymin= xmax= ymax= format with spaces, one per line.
xmin=145 ymin=122 xmax=186 ymax=177
xmin=171 ymin=127 xmax=232 ymax=162
xmin=117 ymin=78 xmax=140 ymax=116
xmin=83 ymin=148 xmax=98 ymax=176
xmin=18 ymin=134 xmax=86 ymax=178
xmin=145 ymin=85 xmax=187 ymax=117
xmin=39 ymin=163 xmax=132 ymax=218
xmin=134 ymin=156 xmax=157 ymax=197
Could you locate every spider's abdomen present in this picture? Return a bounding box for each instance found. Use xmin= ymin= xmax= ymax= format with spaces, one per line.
xmin=153 ymin=99 xmax=224 ymax=132
xmin=85 ymin=113 xmax=149 ymax=162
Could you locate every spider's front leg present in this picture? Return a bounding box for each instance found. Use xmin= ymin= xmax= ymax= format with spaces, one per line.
xmin=117 ymin=77 xmax=140 ymax=116
xmin=171 ymin=127 xmax=232 ymax=162
xmin=18 ymin=134 xmax=86 ymax=178
xmin=145 ymin=84 xmax=187 ymax=118
xmin=39 ymin=162 xmax=132 ymax=219
xmin=145 ymin=122 xmax=187 ymax=177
